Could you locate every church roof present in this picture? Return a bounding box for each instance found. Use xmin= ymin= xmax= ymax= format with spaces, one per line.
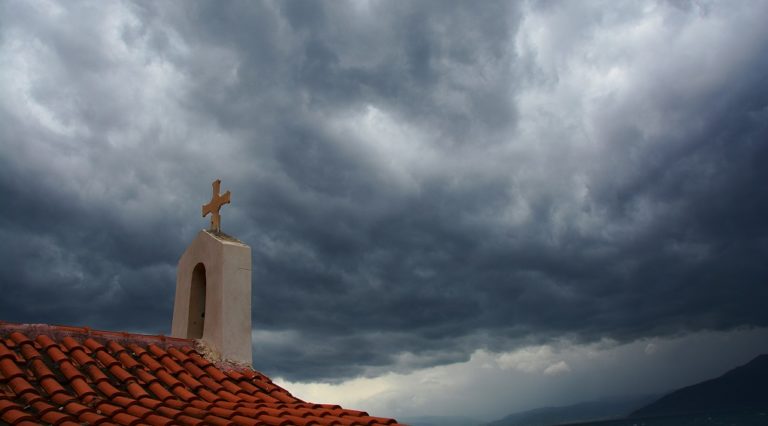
xmin=0 ymin=321 xmax=404 ymax=426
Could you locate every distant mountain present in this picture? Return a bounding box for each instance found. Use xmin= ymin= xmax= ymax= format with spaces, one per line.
xmin=631 ymin=353 xmax=768 ymax=418
xmin=399 ymin=415 xmax=483 ymax=426
xmin=485 ymin=395 xmax=657 ymax=426
xmin=562 ymin=410 xmax=768 ymax=425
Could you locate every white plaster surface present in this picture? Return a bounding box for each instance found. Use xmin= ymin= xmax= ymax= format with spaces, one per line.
xmin=172 ymin=230 xmax=252 ymax=365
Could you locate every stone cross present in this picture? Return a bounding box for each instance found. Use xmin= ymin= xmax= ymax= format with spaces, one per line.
xmin=202 ymin=179 xmax=231 ymax=232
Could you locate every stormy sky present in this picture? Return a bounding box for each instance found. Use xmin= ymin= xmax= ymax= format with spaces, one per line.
xmin=2 ymin=0 xmax=768 ymax=421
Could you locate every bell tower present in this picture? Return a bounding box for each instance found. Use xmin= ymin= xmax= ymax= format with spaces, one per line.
xmin=171 ymin=180 xmax=252 ymax=365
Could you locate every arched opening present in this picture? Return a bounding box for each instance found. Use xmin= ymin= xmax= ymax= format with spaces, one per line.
xmin=188 ymin=263 xmax=206 ymax=339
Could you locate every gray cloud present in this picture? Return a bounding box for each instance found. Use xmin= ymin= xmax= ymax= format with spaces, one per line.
xmin=1 ymin=0 xmax=767 ymax=383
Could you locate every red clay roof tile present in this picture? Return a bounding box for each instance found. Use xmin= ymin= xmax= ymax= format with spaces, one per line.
xmin=145 ymin=413 xmax=176 ymax=426
xmin=2 ymin=408 xmax=35 ymax=424
xmin=214 ymin=401 xmax=240 ymax=410
xmin=64 ymin=401 xmax=91 ymax=416
xmin=30 ymin=400 xmax=57 ymax=415
xmin=61 ymin=336 xmax=85 ymax=350
xmin=187 ymin=399 xmax=212 ymax=411
xmin=270 ymin=389 xmax=299 ymax=403
xmin=0 ymin=357 xmax=24 ymax=379
xmin=106 ymin=341 xmax=128 ymax=354
xmin=217 ymin=389 xmax=243 ymax=403
xmin=117 ymin=351 xmax=141 ymax=370
xmin=40 ymin=409 xmax=76 ymax=425
xmin=258 ymin=414 xmax=293 ymax=426
xmin=93 ymin=349 xmax=121 ymax=369
xmin=39 ymin=376 xmax=67 ymax=395
xmin=134 ymin=366 xmax=158 ymax=383
xmin=78 ymin=411 xmax=110 ymax=424
xmin=9 ymin=332 xmax=33 ymax=345
xmin=138 ymin=352 xmax=164 ymax=372
xmin=83 ymin=338 xmax=105 ymax=352
xmin=148 ymin=381 xmax=176 ymax=401
xmin=51 ymin=392 xmax=76 ymax=406
xmin=167 ymin=346 xmax=189 ymax=361
xmin=332 ymin=417 xmax=365 ymax=426
xmin=233 ymin=406 xmax=262 ymax=417
xmin=177 ymin=414 xmax=206 ymax=426
xmin=0 ymin=343 xmax=15 ymax=360
xmin=183 ymin=404 xmax=208 ymax=418
xmin=7 ymin=377 xmax=36 ymax=397
xmin=19 ymin=392 xmax=43 ymax=405
xmin=96 ymin=402 xmax=125 ymax=417
xmin=257 ymin=407 xmax=286 ymax=418
xmin=155 ymin=405 xmax=183 ymax=419
xmin=164 ymin=398 xmax=189 ymax=410
xmin=124 ymin=403 xmax=153 ymax=419
xmin=219 ymin=378 xmax=244 ymax=394
xmin=231 ymin=392 xmax=259 ymax=404
xmin=111 ymin=395 xmax=138 ymax=408
xmin=147 ymin=344 xmax=168 ymax=357
xmin=204 ymin=365 xmax=229 ymax=381
xmin=199 ymin=387 xmax=224 ymax=402
xmin=59 ymin=360 xmax=84 ymax=380
xmin=126 ymin=344 xmax=147 ymax=357
xmin=198 ymin=375 xmax=224 ymax=391
xmin=0 ymin=321 xmax=402 ymax=426
xmin=18 ymin=342 xmax=42 ymax=360
xmin=231 ymin=414 xmax=262 ymax=426
xmin=97 ymin=380 xmax=125 ymax=399
xmin=118 ymin=382 xmax=142 ymax=397
xmin=187 ymin=351 xmax=213 ymax=369
xmin=209 ymin=405 xmax=237 ymax=419
xmin=160 ymin=355 xmax=185 ymax=375
xmin=45 ymin=345 xmax=70 ymax=365
xmin=284 ymin=415 xmax=319 ymax=426
xmin=108 ymin=364 xmax=135 ymax=382
xmin=0 ymin=399 xmax=18 ymax=414
xmin=304 ymin=415 xmax=333 ymax=425
xmin=85 ymin=363 xmax=110 ymax=383
xmin=156 ymin=368 xmax=184 ymax=388
xmin=177 ymin=371 xmax=204 ymax=390
xmin=71 ymin=377 xmax=97 ymax=400
xmin=174 ymin=384 xmax=199 ymax=401
xmin=70 ymin=347 xmax=97 ymax=367
xmin=139 ymin=396 xmax=163 ymax=409
xmin=233 ymin=378 xmax=260 ymax=394
xmin=184 ymin=361 xmax=208 ymax=380
xmin=112 ymin=411 xmax=142 ymax=425
xmin=367 ymin=417 xmax=397 ymax=425
xmin=206 ymin=415 xmax=236 ymax=426
xmin=283 ymin=407 xmax=312 ymax=417
xmin=29 ymin=358 xmax=56 ymax=379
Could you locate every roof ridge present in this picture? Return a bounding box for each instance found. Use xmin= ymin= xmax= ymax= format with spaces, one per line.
xmin=0 ymin=320 xmax=192 ymax=348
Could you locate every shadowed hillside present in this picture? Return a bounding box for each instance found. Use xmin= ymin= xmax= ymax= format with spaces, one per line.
xmin=631 ymin=354 xmax=768 ymax=418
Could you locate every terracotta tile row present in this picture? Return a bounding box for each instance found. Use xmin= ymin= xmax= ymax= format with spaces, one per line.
xmin=0 ymin=322 xmax=405 ymax=426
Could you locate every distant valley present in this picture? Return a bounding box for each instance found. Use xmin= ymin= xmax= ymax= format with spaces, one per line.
xmin=483 ymin=395 xmax=657 ymax=426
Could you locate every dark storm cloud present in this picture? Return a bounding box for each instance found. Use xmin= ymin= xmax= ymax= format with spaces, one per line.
xmin=1 ymin=0 xmax=767 ymax=382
